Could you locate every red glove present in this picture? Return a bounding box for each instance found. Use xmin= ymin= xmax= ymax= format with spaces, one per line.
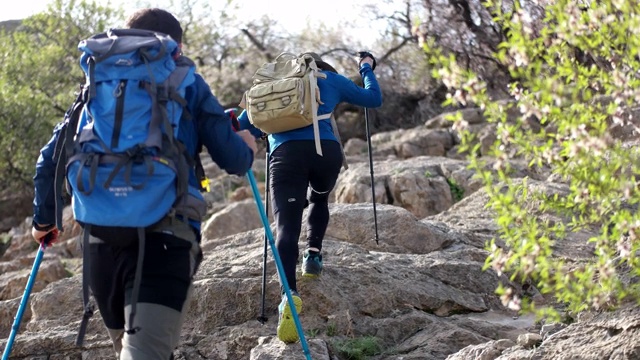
xmin=41 ymin=228 xmax=59 ymax=245
xmin=225 ymin=108 xmax=241 ymax=132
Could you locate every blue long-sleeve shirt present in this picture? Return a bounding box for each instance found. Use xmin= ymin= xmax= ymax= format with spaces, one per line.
xmin=238 ymin=63 xmax=382 ymax=152
xmin=33 ymin=73 xmax=254 ymax=227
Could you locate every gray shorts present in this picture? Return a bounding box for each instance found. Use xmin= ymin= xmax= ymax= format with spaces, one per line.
xmin=88 ymin=218 xmax=201 ymax=360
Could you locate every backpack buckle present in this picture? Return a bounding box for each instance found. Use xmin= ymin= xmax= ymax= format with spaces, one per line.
xmin=83 ymin=153 xmax=95 ymax=166
xmin=125 ymin=144 xmax=146 ymax=159
xmin=256 ymin=102 xmax=266 ymax=111
xmin=156 ymin=85 xmax=168 ymax=103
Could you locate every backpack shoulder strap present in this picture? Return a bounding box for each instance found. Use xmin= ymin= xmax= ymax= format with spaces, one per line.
xmin=193 ymin=142 xmax=208 ymax=192
xmin=53 ymin=90 xmax=86 ymax=231
xmin=307 ymin=64 xmax=328 ymax=156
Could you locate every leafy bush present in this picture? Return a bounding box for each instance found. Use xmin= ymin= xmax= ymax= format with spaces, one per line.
xmin=423 ymin=0 xmax=640 ymax=319
xmin=0 ymin=0 xmax=122 ymax=197
xmin=332 ymin=336 xmax=382 ymax=360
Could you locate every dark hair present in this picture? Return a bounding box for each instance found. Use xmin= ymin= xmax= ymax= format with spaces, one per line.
xmin=299 ymin=52 xmax=338 ymax=73
xmin=125 ymin=8 xmax=183 ymax=44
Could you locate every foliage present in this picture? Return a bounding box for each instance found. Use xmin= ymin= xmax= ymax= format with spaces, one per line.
xmin=332 ymin=336 xmax=382 ymax=360
xmin=360 ymin=0 xmax=437 ymax=93
xmin=0 ymin=233 xmax=12 ymax=260
xmin=326 ymin=322 xmax=337 ymax=337
xmin=0 ymin=0 xmax=122 ymax=197
xmin=254 ymin=170 xmax=266 ymax=183
xmin=447 ymin=178 xmax=465 ymax=202
xmin=168 ymin=0 xmax=254 ymax=107
xmin=424 ymin=0 xmax=640 ymax=319
xmin=306 ymin=327 xmax=321 ymax=338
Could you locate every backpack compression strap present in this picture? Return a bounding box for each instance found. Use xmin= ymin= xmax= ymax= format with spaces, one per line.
xmin=304 ymin=56 xmax=330 ymax=156
xmin=53 ymin=91 xmax=86 ymax=232
xmin=75 ymin=226 xmax=94 ymax=346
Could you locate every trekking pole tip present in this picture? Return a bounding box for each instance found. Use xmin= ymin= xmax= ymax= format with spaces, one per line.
xmin=257 ymin=316 xmax=268 ymax=324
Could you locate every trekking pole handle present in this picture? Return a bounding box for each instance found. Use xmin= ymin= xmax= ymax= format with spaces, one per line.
xmin=357 ymin=51 xmax=377 ymax=71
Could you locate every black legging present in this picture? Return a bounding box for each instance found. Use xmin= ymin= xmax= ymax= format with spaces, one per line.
xmin=269 ymin=140 xmax=343 ymax=293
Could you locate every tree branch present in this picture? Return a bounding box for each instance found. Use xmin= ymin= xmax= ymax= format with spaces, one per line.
xmin=240 ymin=28 xmax=272 ymax=60
xmin=379 ymin=37 xmax=414 ymax=64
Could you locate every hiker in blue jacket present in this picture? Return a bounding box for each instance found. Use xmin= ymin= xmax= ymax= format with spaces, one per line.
xmin=30 ymin=8 xmax=257 ymax=360
xmin=237 ymin=52 xmax=382 ymax=343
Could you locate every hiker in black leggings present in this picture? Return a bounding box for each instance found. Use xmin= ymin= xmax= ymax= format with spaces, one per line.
xmin=270 ymin=140 xmax=343 ymax=288
xmin=237 ymin=52 xmax=382 ymax=343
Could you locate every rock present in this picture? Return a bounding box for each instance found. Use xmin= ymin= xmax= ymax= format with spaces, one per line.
xmin=325 ymin=203 xmax=456 ymax=254
xmin=202 ymin=199 xmax=272 ymax=240
xmin=540 ymin=323 xmax=566 ymax=340
xmin=343 ymin=138 xmax=368 ymax=156
xmin=445 ymin=339 xmax=516 ymax=360
xmin=516 ymin=333 xmax=542 ymax=348
xmin=250 ymin=337 xmax=330 ymax=359
xmin=334 ymin=157 xmax=467 ymax=218
xmin=0 ymin=256 xmax=69 ymax=301
xmin=371 ymin=128 xmax=454 ymax=159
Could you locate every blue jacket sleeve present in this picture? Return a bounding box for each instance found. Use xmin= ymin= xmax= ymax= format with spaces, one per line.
xmin=336 ymin=63 xmax=383 ymax=108
xmin=33 ymin=122 xmax=65 ymax=225
xmin=237 ymin=109 xmax=264 ymax=138
xmin=191 ymin=75 xmax=254 ymax=176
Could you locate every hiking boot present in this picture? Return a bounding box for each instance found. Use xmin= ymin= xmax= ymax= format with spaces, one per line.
xmin=277 ymin=291 xmax=303 ymax=343
xmin=302 ymin=250 xmax=323 ymax=278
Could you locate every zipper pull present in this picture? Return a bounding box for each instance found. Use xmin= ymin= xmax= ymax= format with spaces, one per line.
xmin=113 ymin=81 xmax=126 ymax=97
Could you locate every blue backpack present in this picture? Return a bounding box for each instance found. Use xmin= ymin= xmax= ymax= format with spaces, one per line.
xmin=52 ymin=28 xmax=207 ymax=345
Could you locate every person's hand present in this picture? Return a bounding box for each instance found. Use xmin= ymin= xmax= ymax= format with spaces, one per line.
xmin=31 ymin=225 xmax=59 ymax=246
xmin=237 ymin=129 xmax=258 ymax=154
xmin=360 ymin=57 xmax=374 ymax=68
xmin=357 ymin=51 xmax=377 ymax=71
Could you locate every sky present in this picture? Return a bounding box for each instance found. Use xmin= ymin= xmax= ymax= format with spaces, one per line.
xmin=0 ymin=0 xmax=378 ymax=46
xmin=1 ymin=0 xmax=55 ymax=21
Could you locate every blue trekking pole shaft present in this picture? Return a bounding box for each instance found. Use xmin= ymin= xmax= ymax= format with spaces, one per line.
xmin=247 ymin=171 xmax=312 ymax=360
xmin=2 ymin=243 xmax=46 ymax=360
xmin=258 ymin=148 xmax=269 ymax=324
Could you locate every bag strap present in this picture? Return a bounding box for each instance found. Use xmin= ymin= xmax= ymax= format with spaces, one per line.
xmin=329 ymin=113 xmax=349 ymax=170
xmin=53 ymin=90 xmax=86 ymax=232
xmin=193 ymin=143 xmax=208 ymax=191
xmin=309 ymin=72 xmax=323 ymax=156
xmin=75 ymin=225 xmax=94 ymax=346
xmin=274 ymin=52 xmax=297 ymax=62
xmin=308 ymin=65 xmax=328 ymax=156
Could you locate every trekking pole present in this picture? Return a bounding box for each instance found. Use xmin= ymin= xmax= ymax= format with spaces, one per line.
xmin=2 ymin=243 xmax=47 ymax=360
xmin=247 ymin=170 xmax=312 ymax=360
xmin=364 ymin=107 xmax=379 ymax=244
xmin=358 ymin=51 xmax=379 ymax=245
xmin=257 ymin=145 xmax=269 ymax=324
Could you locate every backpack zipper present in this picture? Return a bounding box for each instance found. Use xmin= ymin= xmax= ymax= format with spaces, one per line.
xmin=111 ymin=80 xmax=128 ymax=149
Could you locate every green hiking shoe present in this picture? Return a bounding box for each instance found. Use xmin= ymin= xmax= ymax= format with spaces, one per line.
xmin=277 ymin=291 xmax=303 ymax=343
xmin=302 ymin=250 xmax=323 ymax=278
